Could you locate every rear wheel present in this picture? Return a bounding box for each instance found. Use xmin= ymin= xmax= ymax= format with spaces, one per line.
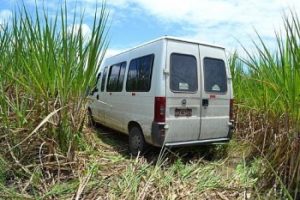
xmin=129 ymin=126 xmax=147 ymax=156
xmin=87 ymin=108 xmax=96 ymax=127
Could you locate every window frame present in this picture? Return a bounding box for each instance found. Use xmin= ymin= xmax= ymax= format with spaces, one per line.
xmin=106 ymin=61 xmax=127 ymax=92
xmin=203 ymin=57 xmax=228 ymax=94
xmin=125 ymin=54 xmax=155 ymax=92
xmin=170 ymin=53 xmax=198 ymax=93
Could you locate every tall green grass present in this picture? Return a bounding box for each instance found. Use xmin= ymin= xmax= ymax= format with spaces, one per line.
xmin=0 ymin=2 xmax=108 ymax=156
xmin=231 ymin=12 xmax=300 ymax=198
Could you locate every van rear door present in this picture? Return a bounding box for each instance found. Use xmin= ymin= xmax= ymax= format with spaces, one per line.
xmin=198 ymin=45 xmax=231 ymax=140
xmin=165 ymin=40 xmax=201 ymax=143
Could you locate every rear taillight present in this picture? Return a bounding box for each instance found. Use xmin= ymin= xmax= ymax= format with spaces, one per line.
xmin=229 ymin=99 xmax=234 ymax=121
xmin=154 ymin=97 xmax=166 ymax=123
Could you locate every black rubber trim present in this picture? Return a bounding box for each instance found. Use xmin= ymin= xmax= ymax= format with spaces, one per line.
xmin=151 ymin=122 xmax=165 ymax=147
xmin=227 ymin=121 xmax=235 ymax=139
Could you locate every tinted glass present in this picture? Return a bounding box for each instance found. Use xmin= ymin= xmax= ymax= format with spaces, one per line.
xmin=126 ymin=54 xmax=154 ymax=92
xmin=94 ymin=73 xmax=101 ymax=89
xmin=107 ymin=62 xmax=126 ymax=92
xmin=118 ymin=62 xmax=126 ymax=91
xmin=204 ymin=58 xmax=227 ymax=93
xmin=96 ymin=73 xmax=101 ymax=85
xmin=101 ymin=67 xmax=107 ymax=92
xmin=95 ymin=72 xmax=101 ymax=89
xmin=126 ymin=59 xmax=137 ymax=91
xmin=170 ymin=53 xmax=198 ymax=92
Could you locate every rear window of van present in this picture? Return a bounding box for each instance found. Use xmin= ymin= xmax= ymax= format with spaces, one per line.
xmin=203 ymin=58 xmax=227 ymax=93
xmin=170 ymin=53 xmax=198 ymax=92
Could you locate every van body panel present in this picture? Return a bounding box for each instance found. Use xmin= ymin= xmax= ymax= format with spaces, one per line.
xmin=198 ymin=45 xmax=232 ymax=140
xmin=92 ymin=39 xmax=165 ymax=144
xmin=121 ymin=94 xmax=155 ymax=141
xmin=164 ymin=40 xmax=201 ymax=143
xmin=105 ymin=92 xmax=126 ymax=131
xmin=89 ymin=70 xmax=107 ymax=124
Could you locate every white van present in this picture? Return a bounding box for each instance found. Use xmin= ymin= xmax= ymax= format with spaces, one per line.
xmin=87 ymin=36 xmax=234 ymax=155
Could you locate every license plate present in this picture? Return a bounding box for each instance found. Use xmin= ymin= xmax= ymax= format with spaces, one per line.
xmin=175 ymin=108 xmax=192 ymax=117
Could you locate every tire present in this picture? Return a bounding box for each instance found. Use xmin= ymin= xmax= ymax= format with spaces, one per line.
xmin=129 ymin=126 xmax=147 ymax=156
xmin=87 ymin=109 xmax=96 ymax=127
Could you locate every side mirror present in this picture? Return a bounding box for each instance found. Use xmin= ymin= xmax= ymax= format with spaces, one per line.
xmin=90 ymin=87 xmax=98 ymax=95
xmin=93 ymin=88 xmax=99 ymax=93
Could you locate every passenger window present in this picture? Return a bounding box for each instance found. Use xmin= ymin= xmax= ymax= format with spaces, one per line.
xmin=118 ymin=62 xmax=126 ymax=90
xmin=203 ymin=58 xmax=227 ymax=93
xmin=170 ymin=53 xmax=198 ymax=92
xmin=126 ymin=54 xmax=154 ymax=92
xmin=101 ymin=67 xmax=108 ymax=92
xmin=107 ymin=62 xmax=126 ymax=92
xmin=91 ymin=72 xmax=101 ymax=94
xmin=95 ymin=73 xmax=101 ymax=87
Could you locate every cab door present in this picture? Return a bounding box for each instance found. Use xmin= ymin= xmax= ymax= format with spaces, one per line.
xmin=104 ymin=62 xmax=127 ymax=131
xmin=164 ymin=40 xmax=201 ymax=143
xmin=198 ymin=46 xmax=231 ymax=140
xmin=93 ymin=66 xmax=108 ymax=124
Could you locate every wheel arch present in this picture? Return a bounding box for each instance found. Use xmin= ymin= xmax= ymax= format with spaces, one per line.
xmin=128 ymin=121 xmax=143 ymax=134
xmin=87 ymin=106 xmax=92 ymax=113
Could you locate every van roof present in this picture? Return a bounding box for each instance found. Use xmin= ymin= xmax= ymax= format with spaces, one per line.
xmin=107 ymin=36 xmax=225 ymax=59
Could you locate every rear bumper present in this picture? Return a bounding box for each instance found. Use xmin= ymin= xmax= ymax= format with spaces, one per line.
xmin=227 ymin=120 xmax=234 ymax=139
xmin=165 ymin=137 xmax=230 ymax=147
xmin=151 ymin=122 xmax=166 ymax=147
xmin=151 ymin=121 xmax=234 ymax=147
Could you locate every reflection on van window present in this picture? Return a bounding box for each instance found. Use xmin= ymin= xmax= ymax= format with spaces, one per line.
xmin=170 ymin=53 xmax=198 ymax=92
xmin=126 ymin=54 xmax=154 ymax=92
xmin=101 ymin=67 xmax=108 ymax=92
xmin=95 ymin=73 xmax=101 ymax=88
xmin=204 ymin=58 xmax=227 ymax=93
xmin=107 ymin=62 xmax=126 ymax=92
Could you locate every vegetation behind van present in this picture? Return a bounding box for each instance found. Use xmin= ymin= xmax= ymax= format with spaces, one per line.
xmin=87 ymin=36 xmax=234 ymax=155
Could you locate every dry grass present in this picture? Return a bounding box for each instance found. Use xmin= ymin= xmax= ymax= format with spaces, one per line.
xmin=0 ymin=122 xmax=261 ymax=199
xmin=229 ymin=11 xmax=300 ymax=198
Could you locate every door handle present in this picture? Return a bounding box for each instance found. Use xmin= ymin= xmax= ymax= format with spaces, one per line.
xmin=202 ymin=99 xmax=209 ymax=107
xmin=96 ymin=94 xmax=99 ymax=100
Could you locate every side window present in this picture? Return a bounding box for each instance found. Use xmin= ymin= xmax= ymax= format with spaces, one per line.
xmin=170 ymin=53 xmax=198 ymax=92
xmin=107 ymin=62 xmax=126 ymax=92
xmin=126 ymin=54 xmax=154 ymax=92
xmin=95 ymin=73 xmax=101 ymax=87
xmin=203 ymin=58 xmax=227 ymax=93
xmin=101 ymin=67 xmax=108 ymax=92
xmin=90 ymin=73 xmax=101 ymax=95
xmin=118 ymin=62 xmax=126 ymax=91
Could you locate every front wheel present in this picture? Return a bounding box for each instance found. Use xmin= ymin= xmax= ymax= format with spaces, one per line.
xmin=129 ymin=126 xmax=147 ymax=156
